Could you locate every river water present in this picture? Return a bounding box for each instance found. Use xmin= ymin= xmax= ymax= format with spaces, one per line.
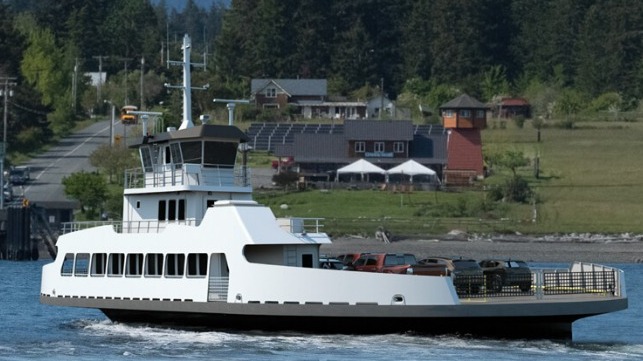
xmin=1 ymin=261 xmax=641 ymax=360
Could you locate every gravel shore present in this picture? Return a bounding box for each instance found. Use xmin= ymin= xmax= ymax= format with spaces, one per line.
xmin=320 ymin=234 xmax=643 ymax=264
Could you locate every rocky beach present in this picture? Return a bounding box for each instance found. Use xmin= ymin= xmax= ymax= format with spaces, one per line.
xmin=321 ymin=233 xmax=643 ymax=264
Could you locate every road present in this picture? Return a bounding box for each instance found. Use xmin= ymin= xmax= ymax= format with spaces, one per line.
xmin=19 ymin=120 xmax=117 ymax=204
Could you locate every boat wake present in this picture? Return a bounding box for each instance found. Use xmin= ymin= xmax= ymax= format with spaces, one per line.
xmin=67 ymin=320 xmax=643 ymax=360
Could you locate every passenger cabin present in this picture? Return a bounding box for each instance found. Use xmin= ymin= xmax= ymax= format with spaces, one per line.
xmin=122 ymin=124 xmax=253 ymax=233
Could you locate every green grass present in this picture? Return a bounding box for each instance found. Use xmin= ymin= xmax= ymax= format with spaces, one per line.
xmin=254 ymin=116 xmax=643 ymax=236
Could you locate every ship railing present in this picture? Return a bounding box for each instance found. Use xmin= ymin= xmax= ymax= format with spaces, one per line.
xmin=60 ymin=219 xmax=201 ymax=235
xmin=454 ymin=262 xmax=624 ymax=299
xmin=277 ymin=217 xmax=325 ymax=234
xmin=124 ymin=163 xmax=251 ymax=189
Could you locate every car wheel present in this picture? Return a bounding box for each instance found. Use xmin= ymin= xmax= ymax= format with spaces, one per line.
xmin=487 ymin=274 xmax=503 ymax=292
xmin=519 ymin=282 xmax=532 ymax=292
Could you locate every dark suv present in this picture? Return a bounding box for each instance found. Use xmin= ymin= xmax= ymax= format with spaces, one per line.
xmin=478 ymin=259 xmax=532 ymax=292
xmin=419 ymin=257 xmax=484 ymax=294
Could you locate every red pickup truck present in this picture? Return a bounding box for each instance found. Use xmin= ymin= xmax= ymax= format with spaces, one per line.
xmin=352 ymin=253 xmax=447 ymax=275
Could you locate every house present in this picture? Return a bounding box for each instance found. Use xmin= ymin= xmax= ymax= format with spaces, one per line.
xmin=496 ymin=97 xmax=531 ymax=118
xmin=273 ymin=119 xmax=447 ymax=184
xmin=366 ymin=95 xmax=395 ymax=119
xmin=251 ymin=79 xmax=367 ymax=119
xmin=439 ymin=94 xmax=487 ymax=185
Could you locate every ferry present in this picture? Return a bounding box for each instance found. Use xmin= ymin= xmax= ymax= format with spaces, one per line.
xmin=40 ymin=35 xmax=627 ymax=339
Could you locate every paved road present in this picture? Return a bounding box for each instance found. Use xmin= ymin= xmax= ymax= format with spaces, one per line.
xmin=19 ymin=120 xmax=116 ymax=204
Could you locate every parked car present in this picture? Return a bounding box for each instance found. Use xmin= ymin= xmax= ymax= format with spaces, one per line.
xmin=3 ymin=182 xmax=12 ymax=203
xmin=352 ymin=253 xmax=447 ymax=275
xmin=319 ymin=257 xmax=346 ymax=270
xmin=9 ymin=166 xmax=30 ymax=185
xmin=478 ymin=259 xmax=533 ymax=292
xmin=418 ymin=257 xmax=484 ymax=294
xmin=335 ymin=253 xmax=365 ymax=266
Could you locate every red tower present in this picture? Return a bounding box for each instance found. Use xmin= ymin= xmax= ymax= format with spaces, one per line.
xmin=440 ymin=94 xmax=487 ymax=185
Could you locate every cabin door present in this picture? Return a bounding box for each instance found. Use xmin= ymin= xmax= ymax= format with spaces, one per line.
xmin=207 ymin=253 xmax=229 ymax=302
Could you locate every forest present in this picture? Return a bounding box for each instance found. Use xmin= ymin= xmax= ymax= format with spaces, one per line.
xmin=0 ymin=0 xmax=642 ymax=156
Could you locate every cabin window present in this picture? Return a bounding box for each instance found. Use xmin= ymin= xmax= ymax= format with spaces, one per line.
xmin=140 ymin=146 xmax=153 ymax=172
xmin=126 ymin=253 xmax=144 ymax=277
xmin=61 ymin=253 xmax=75 ymax=276
xmin=394 ymin=142 xmax=404 ymax=153
xmin=145 ymin=253 xmax=164 ymax=277
xmin=158 ymin=200 xmax=166 ymax=220
xmin=355 ymin=142 xmax=365 ymax=153
xmin=180 ymin=141 xmax=202 ymax=164
xmin=91 ymin=253 xmax=107 ymax=276
xmin=443 ymin=110 xmax=454 ymax=117
xmin=374 ymin=142 xmax=385 ymax=152
xmin=476 ymin=110 xmax=485 ymax=118
xmin=168 ymin=200 xmax=177 ymax=221
xmin=187 ymin=253 xmax=208 ymax=277
xmin=302 ymin=254 xmax=313 ymax=268
xmin=266 ymin=87 xmax=277 ymax=98
xmin=178 ymin=199 xmax=185 ymax=220
xmin=169 ymin=143 xmax=183 ymax=167
xmin=204 ymin=142 xmax=237 ymax=167
xmin=108 ymin=253 xmax=125 ymax=276
xmin=460 ymin=110 xmax=471 ymax=117
xmin=74 ymin=253 xmax=90 ymax=276
xmin=136 ymin=201 xmax=141 ymax=209
xmin=165 ymin=253 xmax=185 ymax=277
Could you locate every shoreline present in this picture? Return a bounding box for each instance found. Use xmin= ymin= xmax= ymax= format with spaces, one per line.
xmin=320 ymin=235 xmax=643 ymax=264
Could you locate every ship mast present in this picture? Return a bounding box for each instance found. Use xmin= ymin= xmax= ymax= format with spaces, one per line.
xmin=165 ymin=34 xmax=209 ymax=130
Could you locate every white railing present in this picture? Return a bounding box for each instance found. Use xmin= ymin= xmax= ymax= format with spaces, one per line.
xmin=125 ymin=163 xmax=251 ymax=189
xmin=60 ymin=219 xmax=200 ymax=235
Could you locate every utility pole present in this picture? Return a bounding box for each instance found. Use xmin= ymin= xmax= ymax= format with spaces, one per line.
xmin=92 ymin=55 xmax=109 ymax=105
xmin=140 ymin=56 xmax=145 ymax=110
xmin=72 ymin=58 xmax=79 ymax=113
xmin=115 ymin=57 xmax=132 ymax=105
xmin=0 ymin=77 xmax=17 ymax=209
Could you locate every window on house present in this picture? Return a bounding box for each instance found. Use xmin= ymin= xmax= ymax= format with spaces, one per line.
xmin=444 ymin=110 xmax=454 ymax=117
xmin=355 ymin=142 xmax=365 ymax=153
xmin=476 ymin=110 xmax=485 ymax=118
xmin=394 ymin=142 xmax=404 ymax=153
xmin=460 ymin=110 xmax=471 ymax=117
xmin=266 ymin=87 xmax=277 ymax=98
xmin=374 ymin=142 xmax=385 ymax=152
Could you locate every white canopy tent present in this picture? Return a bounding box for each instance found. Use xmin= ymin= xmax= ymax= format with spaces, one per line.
xmin=386 ymin=159 xmax=437 ymax=183
xmin=336 ymin=159 xmax=386 ymax=181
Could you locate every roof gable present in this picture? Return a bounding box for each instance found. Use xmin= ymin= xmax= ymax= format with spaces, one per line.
xmin=440 ymin=94 xmax=487 ymax=109
xmin=251 ymin=79 xmax=327 ymax=97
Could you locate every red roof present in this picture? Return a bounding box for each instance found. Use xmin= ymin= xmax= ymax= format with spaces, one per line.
xmin=500 ymin=98 xmax=530 ymax=107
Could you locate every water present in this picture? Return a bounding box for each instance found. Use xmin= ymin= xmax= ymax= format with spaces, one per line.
xmin=1 ymin=261 xmax=641 ymax=360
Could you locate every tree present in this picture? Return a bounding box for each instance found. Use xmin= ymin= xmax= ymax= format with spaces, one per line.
xmin=496 ymin=149 xmax=529 ymax=177
xmin=89 ymin=144 xmax=139 ymax=184
xmin=62 ymin=171 xmax=108 ymax=219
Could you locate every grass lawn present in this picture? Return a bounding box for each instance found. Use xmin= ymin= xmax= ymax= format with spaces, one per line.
xmin=256 ymin=117 xmax=643 ymax=236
